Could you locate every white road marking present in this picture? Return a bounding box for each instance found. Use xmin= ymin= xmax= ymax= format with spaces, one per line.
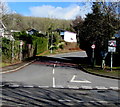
xmin=53 ymin=77 xmax=56 ymax=88
xmin=81 ymin=86 xmax=93 ymax=89
xmin=68 ymin=85 xmax=79 ymax=89
xmin=53 ymin=68 xmax=55 ymax=74
xmin=23 ymin=85 xmax=34 ymax=88
xmin=110 ymin=87 xmax=119 ymax=90
xmin=70 ymin=75 xmax=91 ymax=83
xmin=9 ymin=84 xmax=20 ymax=87
xmin=95 ymin=86 xmax=108 ymax=90
xmin=38 ymin=86 xmax=49 ymax=88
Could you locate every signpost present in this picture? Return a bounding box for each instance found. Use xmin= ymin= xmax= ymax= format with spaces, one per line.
xmin=108 ymin=40 xmax=116 ymax=71
xmin=91 ymin=44 xmax=95 ymax=68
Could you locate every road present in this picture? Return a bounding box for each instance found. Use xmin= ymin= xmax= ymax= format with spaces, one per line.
xmin=1 ymin=51 xmax=120 ymax=106
xmin=2 ymin=51 xmax=119 ymax=89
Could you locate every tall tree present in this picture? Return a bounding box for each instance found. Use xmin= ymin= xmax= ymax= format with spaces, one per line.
xmin=76 ymin=2 xmax=120 ymax=66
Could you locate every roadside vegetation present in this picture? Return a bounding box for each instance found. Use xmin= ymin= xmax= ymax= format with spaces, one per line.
xmin=81 ymin=64 xmax=120 ymax=79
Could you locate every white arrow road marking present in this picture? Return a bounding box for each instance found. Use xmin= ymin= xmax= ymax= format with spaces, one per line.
xmin=70 ymin=75 xmax=91 ymax=83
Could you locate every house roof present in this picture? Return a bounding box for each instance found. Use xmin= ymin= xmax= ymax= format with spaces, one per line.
xmin=27 ymin=28 xmax=38 ymax=32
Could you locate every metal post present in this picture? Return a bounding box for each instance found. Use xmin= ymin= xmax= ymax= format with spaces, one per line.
xmin=92 ymin=48 xmax=95 ymax=68
xmin=110 ymin=52 xmax=113 ymax=71
xmin=12 ymin=40 xmax=14 ymax=63
xmin=51 ymin=32 xmax=53 ymax=54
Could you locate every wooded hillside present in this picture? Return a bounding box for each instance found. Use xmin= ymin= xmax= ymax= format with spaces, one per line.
xmin=2 ymin=14 xmax=72 ymax=32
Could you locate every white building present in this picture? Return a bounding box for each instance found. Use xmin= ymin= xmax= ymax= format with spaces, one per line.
xmin=60 ymin=31 xmax=77 ymax=43
xmin=64 ymin=31 xmax=77 ymax=42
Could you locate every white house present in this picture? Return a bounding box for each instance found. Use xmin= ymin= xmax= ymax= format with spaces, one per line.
xmin=60 ymin=31 xmax=77 ymax=43
xmin=63 ymin=31 xmax=77 ymax=42
xmin=55 ymin=29 xmax=77 ymax=43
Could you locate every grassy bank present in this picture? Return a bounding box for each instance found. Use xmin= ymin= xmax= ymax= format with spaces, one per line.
xmin=81 ymin=64 xmax=120 ymax=79
xmin=0 ymin=62 xmax=11 ymax=68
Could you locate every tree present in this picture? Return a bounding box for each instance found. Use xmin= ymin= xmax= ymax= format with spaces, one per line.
xmin=71 ymin=16 xmax=84 ymax=44
xmin=75 ymin=2 xmax=120 ymax=67
xmin=0 ymin=1 xmax=10 ymax=20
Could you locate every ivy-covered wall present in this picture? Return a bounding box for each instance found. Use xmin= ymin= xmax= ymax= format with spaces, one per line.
xmin=2 ymin=32 xmax=48 ymax=63
xmin=2 ymin=38 xmax=20 ymax=63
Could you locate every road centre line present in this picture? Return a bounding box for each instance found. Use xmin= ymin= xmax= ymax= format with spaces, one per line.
xmin=53 ymin=77 xmax=56 ymax=88
xmin=53 ymin=68 xmax=55 ymax=74
xmin=70 ymin=75 xmax=91 ymax=83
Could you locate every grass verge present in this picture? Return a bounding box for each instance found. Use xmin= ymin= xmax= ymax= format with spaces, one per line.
xmin=81 ymin=64 xmax=120 ymax=79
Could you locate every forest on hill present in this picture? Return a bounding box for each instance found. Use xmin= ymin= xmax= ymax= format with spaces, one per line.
xmin=2 ymin=13 xmax=73 ymax=32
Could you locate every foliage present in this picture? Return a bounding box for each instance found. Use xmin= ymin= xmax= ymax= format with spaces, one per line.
xmin=72 ymin=2 xmax=120 ymax=66
xmin=2 ymin=37 xmax=20 ymax=63
xmin=33 ymin=36 xmax=48 ymax=55
xmin=2 ymin=14 xmax=72 ymax=32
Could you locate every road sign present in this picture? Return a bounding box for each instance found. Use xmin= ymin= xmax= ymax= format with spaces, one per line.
xmin=91 ymin=44 xmax=95 ymax=49
xmin=108 ymin=40 xmax=116 ymax=52
xmin=108 ymin=47 xmax=116 ymax=52
xmin=108 ymin=40 xmax=116 ymax=47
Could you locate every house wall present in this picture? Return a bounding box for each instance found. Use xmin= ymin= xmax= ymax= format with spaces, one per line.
xmin=64 ymin=31 xmax=77 ymax=42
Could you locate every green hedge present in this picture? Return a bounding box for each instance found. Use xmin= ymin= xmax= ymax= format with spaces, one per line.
xmin=33 ymin=36 xmax=48 ymax=55
xmin=2 ymin=38 xmax=20 ymax=63
xmin=2 ymin=32 xmax=48 ymax=63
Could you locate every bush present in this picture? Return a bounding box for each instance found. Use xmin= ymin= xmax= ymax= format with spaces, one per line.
xmin=2 ymin=38 xmax=20 ymax=63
